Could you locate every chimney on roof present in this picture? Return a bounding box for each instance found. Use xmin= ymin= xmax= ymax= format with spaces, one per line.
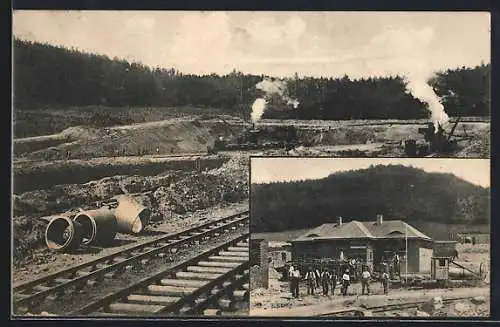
xmin=376 ymin=214 xmax=383 ymax=225
xmin=337 ymin=216 xmax=342 ymax=226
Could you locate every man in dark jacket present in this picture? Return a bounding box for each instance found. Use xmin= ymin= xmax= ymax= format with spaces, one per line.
xmin=321 ymin=269 xmax=331 ymax=296
xmin=315 ymin=268 xmax=321 ymax=288
xmin=330 ymin=269 xmax=337 ymax=296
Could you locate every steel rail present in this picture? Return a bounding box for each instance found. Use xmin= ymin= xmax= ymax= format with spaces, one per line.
xmin=368 ymin=296 xmax=475 ymax=313
xmin=318 ymin=295 xmax=477 ymax=316
xmin=75 ymin=232 xmax=249 ymax=316
xmin=13 ymin=211 xmax=248 ymax=313
xmin=156 ymin=262 xmax=248 ymax=315
xmin=183 ymin=267 xmax=248 ymax=315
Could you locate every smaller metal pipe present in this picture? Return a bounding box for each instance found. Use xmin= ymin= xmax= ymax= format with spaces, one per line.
xmin=45 ymin=216 xmax=83 ymax=252
xmin=74 ymin=208 xmax=117 ymax=246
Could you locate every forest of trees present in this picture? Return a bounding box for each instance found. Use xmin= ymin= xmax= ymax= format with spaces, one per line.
xmin=14 ymin=39 xmax=490 ymax=120
xmin=250 ymin=165 xmax=490 ymax=233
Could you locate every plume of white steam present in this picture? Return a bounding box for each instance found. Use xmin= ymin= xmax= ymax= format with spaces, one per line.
xmin=256 ymin=78 xmax=286 ymax=95
xmin=251 ymin=98 xmax=267 ymax=123
xmin=405 ymin=76 xmax=449 ymax=132
xmin=251 ymin=78 xmax=300 ymax=123
xmin=364 ymin=27 xmax=449 ymax=133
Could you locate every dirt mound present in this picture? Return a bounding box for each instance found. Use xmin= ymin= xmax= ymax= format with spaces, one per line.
xmin=207 ymin=154 xmax=249 ymax=179
xmin=13 ymin=216 xmax=48 ymax=267
xmin=425 ymin=297 xmax=490 ymax=317
xmin=14 ymin=156 xmax=225 ymax=193
xmin=455 ymin=126 xmax=490 ymax=158
xmin=153 ymin=171 xmax=248 ymax=215
xmin=60 ymin=126 xmax=105 ymax=140
xmin=22 ymin=120 xmax=240 ymax=160
xmin=13 ymin=172 xmax=183 ymax=217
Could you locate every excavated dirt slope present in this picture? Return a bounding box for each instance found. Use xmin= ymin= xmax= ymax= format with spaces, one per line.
xmin=14 ymin=118 xmax=490 ymax=161
xmin=15 ymin=119 xmax=243 ymax=160
xmin=13 ymin=154 xmax=249 ymax=269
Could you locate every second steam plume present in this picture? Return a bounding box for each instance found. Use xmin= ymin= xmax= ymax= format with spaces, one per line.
xmin=251 ymin=78 xmax=299 ymax=124
xmin=366 ymin=26 xmax=450 ymax=132
xmin=405 ymin=74 xmax=449 ymax=132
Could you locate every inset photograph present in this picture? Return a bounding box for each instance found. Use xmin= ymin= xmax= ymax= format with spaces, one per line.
xmin=249 ymin=157 xmax=490 ymax=317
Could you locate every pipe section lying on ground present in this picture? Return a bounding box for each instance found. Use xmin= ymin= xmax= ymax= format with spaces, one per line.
xmin=449 ymin=267 xmax=480 ymax=280
xmin=74 ymin=208 xmax=118 ymax=246
xmin=45 ymin=216 xmax=83 ymax=252
xmin=114 ymin=196 xmax=151 ymax=234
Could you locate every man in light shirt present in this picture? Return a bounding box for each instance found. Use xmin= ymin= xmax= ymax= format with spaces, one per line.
xmin=305 ymin=267 xmax=316 ymax=295
xmin=381 ymin=269 xmax=390 ymax=295
xmin=290 ymin=265 xmax=301 ymax=298
xmin=288 ymin=265 xmax=295 ymax=294
xmin=341 ymin=269 xmax=350 ymax=296
xmin=361 ymin=266 xmax=371 ymax=295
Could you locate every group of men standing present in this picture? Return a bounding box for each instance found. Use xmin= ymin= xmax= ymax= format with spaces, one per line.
xmin=288 ymin=264 xmax=391 ymax=298
xmin=288 ymin=265 xmax=338 ymax=298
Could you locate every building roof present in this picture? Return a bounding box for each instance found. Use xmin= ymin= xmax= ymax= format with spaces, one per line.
xmin=292 ymin=219 xmax=432 ymax=242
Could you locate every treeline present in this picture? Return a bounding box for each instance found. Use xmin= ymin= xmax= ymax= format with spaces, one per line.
xmin=250 ymin=165 xmax=490 ymax=233
xmin=14 ymin=39 xmax=490 ymax=119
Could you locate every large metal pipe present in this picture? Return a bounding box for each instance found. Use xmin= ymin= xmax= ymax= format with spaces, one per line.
xmin=45 ymin=216 xmax=84 ymax=252
xmin=73 ymin=208 xmax=118 ymax=246
xmin=449 ymin=267 xmax=479 ymax=280
xmin=114 ymin=196 xmax=151 ymax=234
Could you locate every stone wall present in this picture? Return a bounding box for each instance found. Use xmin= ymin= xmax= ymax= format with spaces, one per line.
xmin=250 ymin=238 xmax=269 ymax=289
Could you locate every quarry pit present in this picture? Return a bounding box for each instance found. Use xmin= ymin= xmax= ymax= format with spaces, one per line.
xmin=12 ymin=115 xmax=489 ymax=285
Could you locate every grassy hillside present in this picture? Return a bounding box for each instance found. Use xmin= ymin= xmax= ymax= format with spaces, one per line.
xmin=250 ymin=164 xmax=490 ymax=233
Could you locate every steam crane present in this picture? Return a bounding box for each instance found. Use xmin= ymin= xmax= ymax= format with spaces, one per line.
xmin=404 ymin=113 xmax=468 ymax=157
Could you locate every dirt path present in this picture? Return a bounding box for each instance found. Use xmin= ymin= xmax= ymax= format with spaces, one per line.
xmin=250 ymin=286 xmax=489 ymax=316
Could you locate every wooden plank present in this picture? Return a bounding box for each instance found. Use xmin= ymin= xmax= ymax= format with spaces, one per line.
xmin=208 ymin=256 xmax=247 ymax=262
xmin=147 ymin=285 xmax=197 ymax=296
xmin=126 ymin=294 xmax=181 ymax=305
xmin=175 ymin=272 xmax=222 ymax=281
xmin=186 ymin=266 xmax=233 ymax=274
xmin=159 ymin=279 xmax=207 ymax=288
xmin=197 ymin=261 xmax=241 ymax=268
xmin=107 ymin=303 xmax=165 ymax=314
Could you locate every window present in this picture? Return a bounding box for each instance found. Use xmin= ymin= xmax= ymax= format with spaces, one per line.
xmin=439 ymin=258 xmax=446 ymax=267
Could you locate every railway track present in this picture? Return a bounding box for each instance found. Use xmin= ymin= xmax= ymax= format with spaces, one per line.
xmin=78 ymin=233 xmax=249 ymax=316
xmin=320 ymin=296 xmax=476 ymax=317
xmin=366 ymin=296 xmax=475 ymax=315
xmin=13 ymin=211 xmax=249 ymax=315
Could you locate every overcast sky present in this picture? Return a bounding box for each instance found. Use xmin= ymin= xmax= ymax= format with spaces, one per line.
xmin=251 ymin=158 xmax=490 ymax=187
xmin=12 ymin=11 xmax=490 ymax=78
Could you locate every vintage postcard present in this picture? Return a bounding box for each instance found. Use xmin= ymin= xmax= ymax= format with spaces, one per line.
xmin=249 ymin=157 xmax=490 ymax=317
xmin=11 ymin=11 xmax=490 ymax=318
